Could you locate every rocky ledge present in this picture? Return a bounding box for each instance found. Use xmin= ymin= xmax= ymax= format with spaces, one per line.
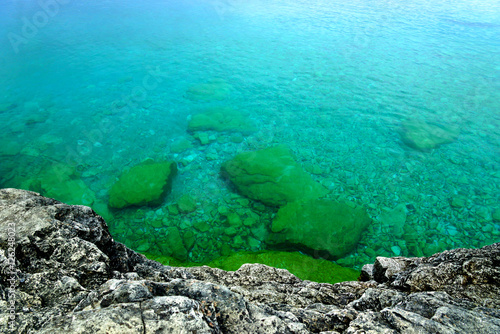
xmin=0 ymin=188 xmax=499 ymax=333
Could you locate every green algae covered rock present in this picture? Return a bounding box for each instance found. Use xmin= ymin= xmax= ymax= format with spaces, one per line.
xmin=147 ymin=250 xmax=360 ymax=284
xmin=177 ymin=194 xmax=197 ymax=213
xmin=221 ymin=145 xmax=328 ymax=207
xmin=169 ymin=137 xmax=193 ymax=154
xmin=493 ymin=208 xmax=500 ymax=222
xmin=164 ymin=227 xmax=188 ymax=261
xmin=1 ymin=156 xmax=97 ymax=208
xmin=208 ymin=251 xmax=361 ymax=284
xmin=269 ymin=198 xmax=371 ymax=259
xmin=399 ymin=119 xmax=459 ymax=151
xmin=27 ymin=162 xmax=96 ymax=207
xmin=109 ymin=160 xmax=176 ymax=209
xmin=188 ymin=107 xmax=255 ymax=134
xmin=40 ymin=178 xmax=96 ymax=207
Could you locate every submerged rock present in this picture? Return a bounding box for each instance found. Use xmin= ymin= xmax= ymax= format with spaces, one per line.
xmin=203 ymin=250 xmax=361 ymax=284
xmin=169 ymin=137 xmax=193 ymax=154
xmin=177 ymin=194 xmax=197 ymax=213
xmin=1 ymin=188 xmax=499 ymax=333
xmin=399 ymin=119 xmax=460 ymax=151
xmin=23 ymin=162 xmax=96 ymax=207
xmin=164 ymin=227 xmax=188 ymax=261
xmin=269 ymin=198 xmax=372 ymax=258
xmin=221 ymin=145 xmax=328 ymax=206
xmin=378 ymin=203 xmax=407 ymax=238
xmin=188 ymin=106 xmax=256 ymax=134
xmin=185 ymin=78 xmax=232 ymax=101
xmin=108 ymin=160 xmax=177 ymax=209
xmin=22 ymin=101 xmax=51 ymax=125
xmin=493 ymin=208 xmax=500 ymax=221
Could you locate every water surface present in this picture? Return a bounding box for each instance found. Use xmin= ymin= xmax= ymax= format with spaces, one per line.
xmin=1 ymin=0 xmax=499 ymax=271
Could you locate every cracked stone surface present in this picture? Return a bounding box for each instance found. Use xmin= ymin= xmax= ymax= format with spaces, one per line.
xmin=1 ymin=188 xmax=499 ymax=333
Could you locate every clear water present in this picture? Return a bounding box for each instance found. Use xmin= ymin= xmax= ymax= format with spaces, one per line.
xmin=1 ymin=0 xmax=499 ymax=271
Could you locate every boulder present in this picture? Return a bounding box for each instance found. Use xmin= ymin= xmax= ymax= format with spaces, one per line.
xmin=378 ymin=203 xmax=407 ymax=238
xmin=26 ymin=162 xmax=96 ymax=207
xmin=109 ymin=160 xmax=176 ymax=209
xmin=188 ymin=107 xmax=255 ymax=134
xmin=169 ymin=137 xmax=193 ymax=154
xmin=204 ymin=250 xmax=360 ymax=284
xmin=221 ymin=145 xmax=328 ymax=206
xmin=177 ymin=194 xmax=197 ymax=213
xmin=269 ymin=198 xmax=372 ymax=258
xmin=399 ymin=119 xmax=460 ymax=151
xmin=165 ymin=227 xmax=188 ymax=261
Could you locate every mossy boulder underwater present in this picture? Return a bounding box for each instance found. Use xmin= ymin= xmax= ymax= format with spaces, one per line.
xmin=148 ymin=250 xmax=360 ymax=284
xmin=109 ymin=160 xmax=177 ymax=209
xmin=269 ymin=198 xmax=372 ymax=259
xmin=20 ymin=161 xmax=96 ymax=207
xmin=221 ymin=145 xmax=328 ymax=207
xmin=206 ymin=250 xmax=361 ymax=284
xmin=188 ymin=107 xmax=256 ymax=134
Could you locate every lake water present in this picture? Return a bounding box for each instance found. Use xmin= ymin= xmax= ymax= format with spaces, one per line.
xmin=1 ymin=0 xmax=499 ymax=278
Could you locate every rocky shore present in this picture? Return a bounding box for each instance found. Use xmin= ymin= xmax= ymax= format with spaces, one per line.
xmin=1 ymin=188 xmax=499 ymax=333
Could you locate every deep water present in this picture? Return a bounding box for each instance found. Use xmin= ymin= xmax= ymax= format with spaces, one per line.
xmin=1 ymin=0 xmax=499 ymax=276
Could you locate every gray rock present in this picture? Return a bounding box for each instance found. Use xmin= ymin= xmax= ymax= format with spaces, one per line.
xmin=348 ymin=288 xmax=407 ymax=312
xmin=373 ymin=256 xmax=418 ymax=283
xmin=359 ymin=263 xmax=374 ymax=281
xmin=1 ymin=188 xmax=500 ymax=333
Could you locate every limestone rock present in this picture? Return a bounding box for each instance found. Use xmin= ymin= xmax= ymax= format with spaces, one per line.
xmin=108 ymin=160 xmax=176 ymax=209
xmin=1 ymin=189 xmax=499 ymax=334
xmin=360 ymin=264 xmax=375 ymax=281
xmin=221 ymin=145 xmax=328 ymax=207
xmin=373 ymin=256 xmax=417 ymax=283
xmin=399 ymin=120 xmax=460 ymax=151
xmin=269 ymin=199 xmax=372 ymax=259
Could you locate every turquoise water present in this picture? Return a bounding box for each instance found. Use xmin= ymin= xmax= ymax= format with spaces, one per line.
xmin=1 ymin=0 xmax=499 ymax=270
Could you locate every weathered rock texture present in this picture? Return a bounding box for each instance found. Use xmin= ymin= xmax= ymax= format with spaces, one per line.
xmin=1 ymin=188 xmax=499 ymax=333
xmin=221 ymin=145 xmax=328 ymax=207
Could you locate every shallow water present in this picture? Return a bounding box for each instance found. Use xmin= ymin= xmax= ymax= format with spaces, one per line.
xmin=1 ymin=0 xmax=499 ymax=273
